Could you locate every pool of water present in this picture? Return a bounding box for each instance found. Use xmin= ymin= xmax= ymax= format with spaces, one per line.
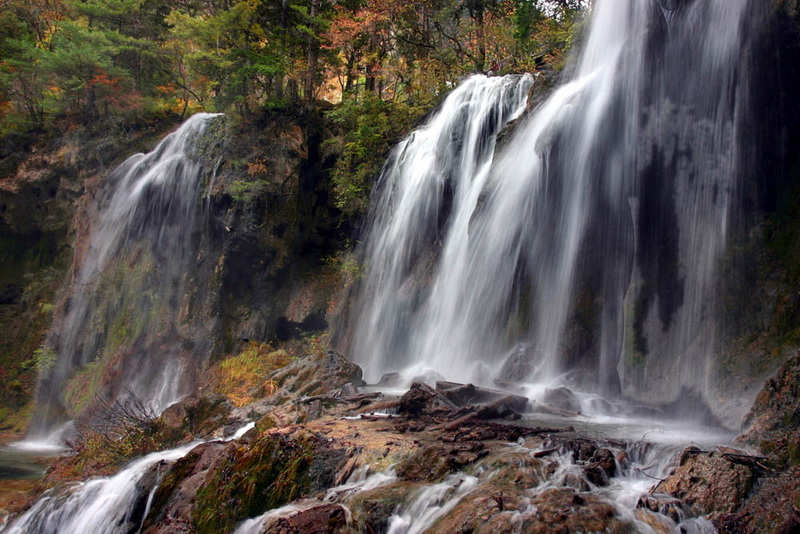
xmin=0 ymin=445 xmax=52 ymax=481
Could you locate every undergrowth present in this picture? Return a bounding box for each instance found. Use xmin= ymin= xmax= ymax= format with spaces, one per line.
xmin=193 ymin=432 xmax=315 ymax=534
xmin=208 ymin=342 xmax=293 ymax=407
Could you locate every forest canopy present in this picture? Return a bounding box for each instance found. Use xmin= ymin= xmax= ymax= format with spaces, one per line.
xmin=0 ymin=0 xmax=586 ymax=132
xmin=0 ymin=0 xmax=586 ymax=215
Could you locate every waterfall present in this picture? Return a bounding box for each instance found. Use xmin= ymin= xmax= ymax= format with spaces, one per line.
xmin=349 ymin=0 xmax=757 ymax=423
xmin=349 ymin=74 xmax=533 ymax=381
xmin=31 ymin=113 xmax=222 ymax=437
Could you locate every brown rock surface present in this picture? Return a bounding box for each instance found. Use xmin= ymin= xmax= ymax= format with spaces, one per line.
xmin=262 ymin=503 xmax=347 ymax=534
xmin=737 ymin=351 xmax=800 ymax=469
xmin=655 ymin=448 xmax=755 ymax=514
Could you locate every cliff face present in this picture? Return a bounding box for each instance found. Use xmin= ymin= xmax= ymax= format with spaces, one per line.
xmin=0 ymin=121 xmax=184 ymax=428
xmin=0 ymin=109 xmax=351 ymax=431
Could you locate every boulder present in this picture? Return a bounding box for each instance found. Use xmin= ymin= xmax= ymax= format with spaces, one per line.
xmin=498 ymin=344 xmax=537 ymax=382
xmin=543 ymin=387 xmax=582 ymax=414
xmin=375 ymin=372 xmax=404 ymax=388
xmin=520 ymin=488 xmax=630 ymax=533
xmin=348 ymin=482 xmax=417 ymax=533
xmin=654 ymin=447 xmax=755 ymax=514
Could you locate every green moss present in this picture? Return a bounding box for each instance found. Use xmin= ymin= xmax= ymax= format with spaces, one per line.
xmin=142 ymin=451 xmax=201 ymax=530
xmin=193 ymin=433 xmax=315 ymax=534
xmin=623 ymin=278 xmax=647 ymax=368
xmin=21 ymin=344 xmax=57 ymax=373
xmin=788 ymin=440 xmax=800 ymax=467
xmin=63 ymin=358 xmax=106 ymax=418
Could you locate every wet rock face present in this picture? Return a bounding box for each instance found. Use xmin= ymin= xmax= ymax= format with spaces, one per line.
xmin=348 ymin=482 xmax=415 ymax=533
xmin=713 ymin=466 xmax=800 ymax=534
xmin=544 ymin=387 xmax=581 ymax=414
xmin=143 ymin=441 xmax=237 ymax=534
xmin=738 ymin=351 xmax=800 ymax=469
xmin=655 ymin=448 xmax=755 ymax=514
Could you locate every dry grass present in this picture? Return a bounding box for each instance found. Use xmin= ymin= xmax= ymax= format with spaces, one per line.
xmin=210 ymin=342 xmax=293 ymax=407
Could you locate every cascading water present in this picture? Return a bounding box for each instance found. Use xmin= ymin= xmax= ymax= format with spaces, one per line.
xmin=349 ymin=74 xmax=533 ymax=381
xmin=348 ymin=0 xmax=759 ymax=425
xmin=30 ymin=113 xmax=222 ymax=437
xmin=2 ymin=424 xmax=253 ymax=534
xmin=2 ymin=442 xmax=198 ymax=534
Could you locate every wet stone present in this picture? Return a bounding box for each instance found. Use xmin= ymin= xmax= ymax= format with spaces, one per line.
xmin=655 ymin=449 xmax=755 ymax=514
xmin=544 ymin=387 xmax=582 ymax=414
xmin=262 ymin=503 xmax=347 ymax=533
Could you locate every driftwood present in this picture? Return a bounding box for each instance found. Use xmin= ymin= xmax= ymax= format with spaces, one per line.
xmin=398 ymin=382 xmax=459 ymax=415
xmin=442 ymin=419 xmax=572 ymax=442
xmin=436 ymin=382 xmax=528 ymax=413
xmin=296 ymin=392 xmax=383 ymax=405
xmin=359 ymin=414 xmax=403 ymax=421
xmin=532 ymin=447 xmax=560 ymax=458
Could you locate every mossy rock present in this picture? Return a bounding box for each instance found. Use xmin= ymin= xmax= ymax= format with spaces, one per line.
xmin=395 ymin=445 xmax=486 ymax=483
xmin=347 ymin=481 xmax=418 ymax=533
xmin=193 ymin=430 xmax=348 ymax=534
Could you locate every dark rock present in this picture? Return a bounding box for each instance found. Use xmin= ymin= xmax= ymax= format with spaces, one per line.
xmin=637 ymin=494 xmax=694 ymax=524
xmin=584 ymin=465 xmax=609 ymax=487
xmin=593 ymin=448 xmax=617 ymax=478
xmin=348 ymin=482 xmax=416 ymax=533
xmin=397 ymin=382 xmax=458 ymax=416
xmin=160 ymin=395 xmax=234 ymax=437
xmin=0 ymin=284 xmax=22 ymax=305
xmin=376 ymin=372 xmax=404 ymax=387
xmin=324 ymin=350 xmax=367 ymax=388
xmin=143 ymin=441 xmax=237 ymax=533
xmin=543 ymin=387 xmax=582 ymax=413
xmin=498 ymin=344 xmax=537 ymax=382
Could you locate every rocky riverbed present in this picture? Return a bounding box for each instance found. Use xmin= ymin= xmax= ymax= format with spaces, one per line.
xmin=3 ymin=349 xmax=798 ymax=533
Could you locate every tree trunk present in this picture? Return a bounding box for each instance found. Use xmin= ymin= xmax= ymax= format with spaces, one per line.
xmin=305 ymin=0 xmax=319 ymax=103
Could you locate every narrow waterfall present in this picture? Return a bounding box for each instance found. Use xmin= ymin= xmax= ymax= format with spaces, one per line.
xmin=349 ymin=0 xmax=757 ymax=423
xmin=31 ymin=113 xmax=222 ymax=436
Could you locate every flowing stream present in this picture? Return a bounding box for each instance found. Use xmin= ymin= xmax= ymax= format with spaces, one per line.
xmin=349 ymin=0 xmax=758 ymax=427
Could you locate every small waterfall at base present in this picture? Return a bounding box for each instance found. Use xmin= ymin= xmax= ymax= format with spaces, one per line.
xmin=1 ymin=442 xmax=198 ymax=534
xmin=348 ymin=0 xmax=760 ymax=426
xmin=29 ymin=113 xmax=222 ymax=439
